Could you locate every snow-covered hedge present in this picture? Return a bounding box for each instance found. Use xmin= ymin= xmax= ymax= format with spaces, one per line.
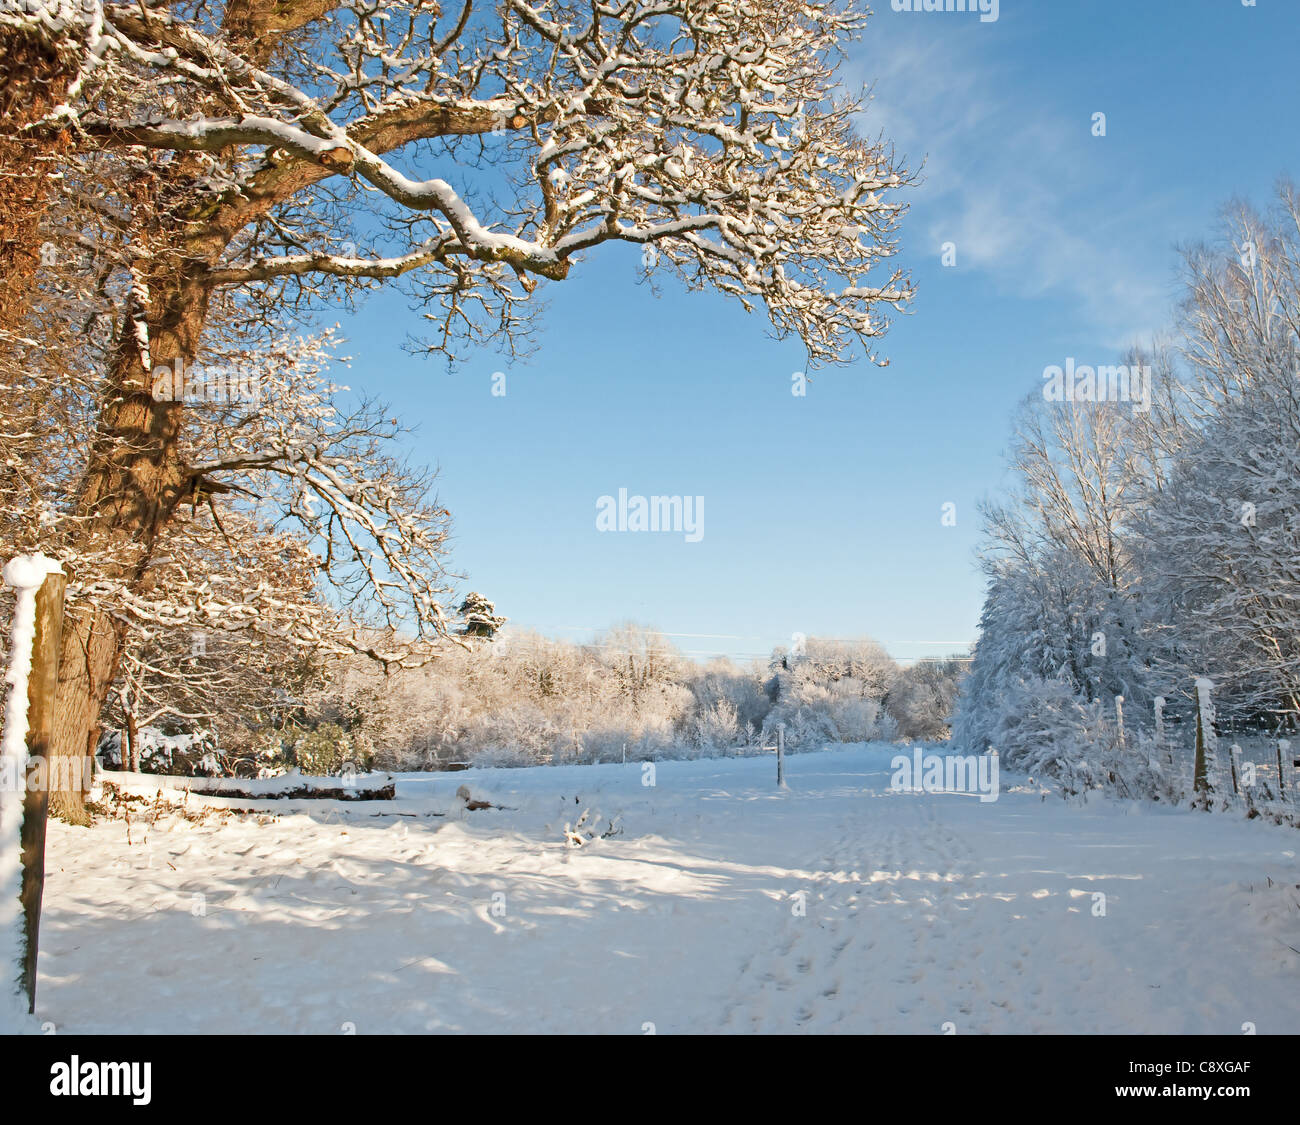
xmin=98 ymin=721 xmax=375 ymax=779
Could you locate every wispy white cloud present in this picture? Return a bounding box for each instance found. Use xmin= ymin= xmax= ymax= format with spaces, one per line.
xmin=850 ymin=22 xmax=1175 ymax=348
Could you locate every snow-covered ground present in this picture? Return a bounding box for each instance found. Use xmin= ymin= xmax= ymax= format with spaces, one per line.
xmin=30 ymin=744 xmax=1300 ymax=1034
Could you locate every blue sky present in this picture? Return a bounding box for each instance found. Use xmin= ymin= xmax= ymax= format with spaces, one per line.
xmin=336 ymin=0 xmax=1300 ymax=663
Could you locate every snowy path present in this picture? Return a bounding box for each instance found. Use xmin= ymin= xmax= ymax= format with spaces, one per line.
xmin=34 ymin=746 xmax=1300 ymax=1034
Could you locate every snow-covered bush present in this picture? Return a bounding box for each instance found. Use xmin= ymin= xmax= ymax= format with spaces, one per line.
xmin=291 ymin=723 xmax=373 ymax=777
xmin=240 ymin=728 xmax=293 ymax=778
xmin=828 ymin=696 xmax=898 ymax=743
xmin=760 ymin=666 xmax=899 ymax=750
xmin=979 ymin=677 xmax=1094 ymax=778
xmin=98 ymin=727 xmax=222 ymax=776
xmin=691 ymin=698 xmax=746 ymax=752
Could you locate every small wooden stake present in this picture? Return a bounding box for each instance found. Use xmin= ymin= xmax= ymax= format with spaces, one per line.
xmin=1193 ymin=704 xmax=1209 ymax=798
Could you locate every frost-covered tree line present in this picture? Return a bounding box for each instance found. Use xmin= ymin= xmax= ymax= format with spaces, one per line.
xmin=0 ymin=0 xmax=914 ymax=817
xmin=86 ymin=614 xmax=964 ymax=773
xmin=280 ymin=627 xmax=966 ymax=771
xmin=954 ymin=186 xmax=1300 ymax=811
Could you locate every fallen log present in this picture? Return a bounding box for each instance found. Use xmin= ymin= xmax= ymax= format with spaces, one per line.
xmin=185 ymin=771 xmax=396 ymax=801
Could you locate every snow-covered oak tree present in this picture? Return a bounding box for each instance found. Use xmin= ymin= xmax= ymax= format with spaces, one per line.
xmin=6 ymin=0 xmax=913 ymax=818
xmin=1 ymin=240 xmax=463 ymax=817
xmin=72 ymin=0 xmax=912 ymax=359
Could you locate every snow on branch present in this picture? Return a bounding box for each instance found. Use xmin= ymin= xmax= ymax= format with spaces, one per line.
xmin=43 ymin=0 xmax=913 ymax=365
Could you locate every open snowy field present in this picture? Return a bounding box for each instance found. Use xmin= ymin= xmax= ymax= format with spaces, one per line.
xmin=30 ymin=744 xmax=1300 ymax=1035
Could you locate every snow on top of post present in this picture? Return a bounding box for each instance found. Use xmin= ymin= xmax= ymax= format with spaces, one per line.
xmin=0 ymin=553 xmax=62 ymax=1026
xmin=2 ymin=554 xmax=63 ymax=592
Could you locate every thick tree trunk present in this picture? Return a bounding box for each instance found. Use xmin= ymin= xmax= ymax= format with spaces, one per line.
xmin=32 ymin=3 xmax=318 ymax=819
xmin=48 ymin=606 xmax=123 ymax=823
xmin=0 ymin=24 xmax=91 ymax=822
xmin=47 ymin=271 xmax=211 ymax=821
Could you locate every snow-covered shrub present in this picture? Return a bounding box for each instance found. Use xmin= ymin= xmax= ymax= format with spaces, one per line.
xmin=888 ymin=659 xmax=967 ymax=740
xmin=120 ymin=728 xmax=222 ymax=775
xmin=99 ymin=724 xmax=300 ymax=778
xmin=459 ymin=702 xmax=559 ymax=765
xmin=828 ymin=696 xmax=898 ymax=743
xmin=759 ymin=671 xmax=897 ymax=750
xmin=761 ymin=705 xmax=834 ymax=751
xmin=292 ymin=723 xmax=373 ymax=776
xmin=980 ymin=677 xmax=1092 ymax=777
xmin=692 ymin=697 xmax=745 ymax=751
xmin=96 ymin=729 xmax=124 ymax=769
xmin=238 ymin=728 xmax=293 ymax=778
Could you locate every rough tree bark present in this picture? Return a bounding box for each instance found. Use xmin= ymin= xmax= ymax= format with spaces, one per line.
xmin=0 ymin=23 xmax=76 ymax=334
xmin=49 ymin=266 xmax=211 ymax=822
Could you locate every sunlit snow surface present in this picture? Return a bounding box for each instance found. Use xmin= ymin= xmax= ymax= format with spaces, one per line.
xmin=31 ymin=744 xmax=1300 ymax=1034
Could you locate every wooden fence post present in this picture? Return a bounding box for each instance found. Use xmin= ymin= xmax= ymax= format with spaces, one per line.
xmin=19 ymin=571 xmax=66 ymax=1014
xmin=776 ymin=723 xmax=786 ymax=788
xmin=1193 ymin=677 xmax=1214 ymax=804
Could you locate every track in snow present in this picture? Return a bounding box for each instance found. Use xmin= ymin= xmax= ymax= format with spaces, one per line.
xmin=32 ymin=745 xmax=1300 ymax=1034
